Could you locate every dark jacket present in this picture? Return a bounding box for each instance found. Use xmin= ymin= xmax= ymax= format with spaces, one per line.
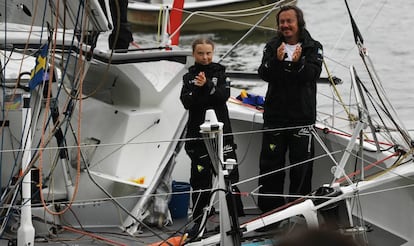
xmin=180 ymin=62 xmax=233 ymax=139
xmin=258 ymin=29 xmax=323 ymax=127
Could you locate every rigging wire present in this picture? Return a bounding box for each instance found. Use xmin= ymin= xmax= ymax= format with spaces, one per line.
xmin=0 ymin=0 xmax=45 ymax=238
xmin=168 ymin=0 xmax=296 ymax=40
xmin=344 ymin=0 xmax=413 ymax=149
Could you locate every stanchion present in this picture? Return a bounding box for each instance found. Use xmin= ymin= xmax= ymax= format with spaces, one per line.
xmin=17 ymin=94 xmax=35 ymax=246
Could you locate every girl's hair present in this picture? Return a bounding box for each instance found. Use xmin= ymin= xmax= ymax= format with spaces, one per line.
xmin=191 ymin=38 xmax=215 ymax=52
xmin=276 ymin=5 xmax=306 ymax=35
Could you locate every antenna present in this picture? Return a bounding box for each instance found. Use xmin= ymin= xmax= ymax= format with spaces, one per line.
xmin=344 ymin=0 xmax=364 ymax=45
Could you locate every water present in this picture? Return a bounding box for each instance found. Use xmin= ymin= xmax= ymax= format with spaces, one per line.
xmin=133 ymin=0 xmax=414 ymax=130
xmin=298 ymin=0 xmax=414 ymax=129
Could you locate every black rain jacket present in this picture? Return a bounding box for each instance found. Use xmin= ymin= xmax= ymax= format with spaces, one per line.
xmin=180 ymin=62 xmax=233 ymax=139
xmin=258 ymin=29 xmax=323 ymax=127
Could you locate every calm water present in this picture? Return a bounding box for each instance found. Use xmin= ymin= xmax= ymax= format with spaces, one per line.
xmin=134 ymin=0 xmax=414 ymax=129
xmin=299 ymin=0 xmax=414 ymax=129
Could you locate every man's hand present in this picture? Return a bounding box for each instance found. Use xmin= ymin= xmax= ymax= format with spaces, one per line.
xmin=292 ymin=44 xmax=302 ymax=62
xmin=277 ymin=42 xmax=286 ymax=61
xmin=276 ymin=42 xmax=302 ymax=62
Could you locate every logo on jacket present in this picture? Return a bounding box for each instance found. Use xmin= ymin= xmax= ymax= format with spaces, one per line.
xmin=226 ymin=77 xmax=231 ymax=88
xmin=317 ymin=48 xmax=323 ymax=61
xmin=212 ymin=77 xmax=218 ymax=86
xmin=298 ymin=127 xmax=311 ymax=136
xmin=223 ymin=144 xmax=234 ymax=154
xmin=317 ymin=48 xmax=323 ymax=55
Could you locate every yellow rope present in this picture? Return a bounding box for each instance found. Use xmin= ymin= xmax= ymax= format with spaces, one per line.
xmin=366 ymin=148 xmax=414 ymax=181
xmin=157 ymin=5 xmax=163 ymax=43
xmin=323 ymin=58 xmax=357 ymax=122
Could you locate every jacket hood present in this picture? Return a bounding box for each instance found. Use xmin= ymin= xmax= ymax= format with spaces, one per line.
xmin=189 ymin=62 xmax=225 ymax=73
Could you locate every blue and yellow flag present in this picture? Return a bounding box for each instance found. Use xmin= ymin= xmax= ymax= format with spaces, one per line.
xmin=29 ymin=44 xmax=49 ymax=90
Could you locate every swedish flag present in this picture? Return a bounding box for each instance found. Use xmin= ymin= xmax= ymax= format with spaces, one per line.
xmin=29 ymin=44 xmax=48 ymax=90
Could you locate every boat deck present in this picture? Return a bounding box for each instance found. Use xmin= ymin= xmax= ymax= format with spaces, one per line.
xmin=2 ymin=211 xmax=285 ymax=245
xmin=1 ymin=210 xmax=405 ymax=245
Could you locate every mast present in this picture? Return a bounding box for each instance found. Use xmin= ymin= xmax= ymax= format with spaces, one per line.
xmin=344 ymin=0 xmax=413 ymax=150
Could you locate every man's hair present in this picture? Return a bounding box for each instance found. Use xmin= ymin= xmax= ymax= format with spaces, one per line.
xmin=191 ymin=38 xmax=215 ymax=52
xmin=276 ymin=5 xmax=306 ymax=35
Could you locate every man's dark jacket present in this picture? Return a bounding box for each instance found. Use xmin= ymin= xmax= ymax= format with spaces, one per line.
xmin=258 ymin=29 xmax=323 ymax=127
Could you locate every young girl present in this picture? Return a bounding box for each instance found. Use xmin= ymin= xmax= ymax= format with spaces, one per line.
xmin=180 ymin=38 xmax=244 ymax=237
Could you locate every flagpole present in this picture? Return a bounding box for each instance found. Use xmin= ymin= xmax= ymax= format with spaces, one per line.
xmin=17 ymin=94 xmax=35 ymax=246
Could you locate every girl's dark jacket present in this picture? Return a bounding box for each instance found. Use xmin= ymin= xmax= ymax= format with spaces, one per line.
xmin=180 ymin=62 xmax=233 ymax=140
xmin=258 ymin=29 xmax=323 ymax=127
